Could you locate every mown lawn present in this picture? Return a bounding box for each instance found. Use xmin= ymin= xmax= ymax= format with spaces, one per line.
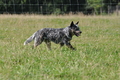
xmin=0 ymin=15 xmax=119 ymax=80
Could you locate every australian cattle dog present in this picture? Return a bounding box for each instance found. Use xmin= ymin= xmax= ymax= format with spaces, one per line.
xmin=24 ymin=21 xmax=82 ymax=50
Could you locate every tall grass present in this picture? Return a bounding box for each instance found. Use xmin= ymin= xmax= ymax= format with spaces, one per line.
xmin=0 ymin=14 xmax=119 ymax=80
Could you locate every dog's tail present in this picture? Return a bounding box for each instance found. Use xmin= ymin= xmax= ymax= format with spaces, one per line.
xmin=24 ymin=33 xmax=36 ymax=45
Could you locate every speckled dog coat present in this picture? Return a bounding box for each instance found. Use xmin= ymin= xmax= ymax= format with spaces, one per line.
xmin=24 ymin=21 xmax=82 ymax=50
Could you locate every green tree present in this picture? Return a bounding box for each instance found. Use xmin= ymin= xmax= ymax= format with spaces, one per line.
xmin=86 ymin=0 xmax=103 ymax=14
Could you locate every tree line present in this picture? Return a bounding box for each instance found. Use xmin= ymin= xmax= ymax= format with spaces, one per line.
xmin=0 ymin=0 xmax=119 ymax=14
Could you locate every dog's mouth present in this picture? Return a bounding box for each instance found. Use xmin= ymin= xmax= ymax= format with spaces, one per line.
xmin=74 ymin=31 xmax=82 ymax=37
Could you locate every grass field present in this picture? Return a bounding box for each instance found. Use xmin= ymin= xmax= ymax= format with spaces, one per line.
xmin=0 ymin=14 xmax=120 ymax=80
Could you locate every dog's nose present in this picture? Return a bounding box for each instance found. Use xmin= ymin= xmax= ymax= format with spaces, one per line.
xmin=80 ymin=31 xmax=82 ymax=33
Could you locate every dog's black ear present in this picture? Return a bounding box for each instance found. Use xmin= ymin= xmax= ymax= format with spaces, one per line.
xmin=75 ymin=21 xmax=79 ymax=25
xmin=70 ymin=21 xmax=74 ymax=27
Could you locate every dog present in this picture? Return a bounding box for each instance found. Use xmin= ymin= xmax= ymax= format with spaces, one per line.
xmin=24 ymin=21 xmax=82 ymax=50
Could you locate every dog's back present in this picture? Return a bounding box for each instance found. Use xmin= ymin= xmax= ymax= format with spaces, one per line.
xmin=24 ymin=28 xmax=66 ymax=45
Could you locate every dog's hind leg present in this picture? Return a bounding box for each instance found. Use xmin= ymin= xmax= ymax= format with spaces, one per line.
xmin=45 ymin=40 xmax=51 ymax=50
xmin=33 ymin=36 xmax=43 ymax=48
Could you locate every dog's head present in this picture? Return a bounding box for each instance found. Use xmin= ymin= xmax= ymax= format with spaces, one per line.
xmin=69 ymin=21 xmax=82 ymax=37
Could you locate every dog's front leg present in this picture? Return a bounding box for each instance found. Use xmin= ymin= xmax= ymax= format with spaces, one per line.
xmin=60 ymin=43 xmax=64 ymax=47
xmin=66 ymin=42 xmax=75 ymax=50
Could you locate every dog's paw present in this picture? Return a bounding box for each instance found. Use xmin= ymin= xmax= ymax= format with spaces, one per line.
xmin=72 ymin=48 xmax=76 ymax=50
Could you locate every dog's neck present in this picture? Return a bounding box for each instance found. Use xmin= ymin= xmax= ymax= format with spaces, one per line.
xmin=69 ymin=29 xmax=74 ymax=37
xmin=63 ymin=26 xmax=73 ymax=40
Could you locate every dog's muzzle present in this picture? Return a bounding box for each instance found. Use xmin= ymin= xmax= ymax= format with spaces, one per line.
xmin=74 ymin=31 xmax=82 ymax=37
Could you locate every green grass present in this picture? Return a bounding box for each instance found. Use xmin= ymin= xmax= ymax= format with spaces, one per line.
xmin=0 ymin=15 xmax=120 ymax=80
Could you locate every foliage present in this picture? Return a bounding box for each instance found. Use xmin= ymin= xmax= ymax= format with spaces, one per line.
xmin=86 ymin=0 xmax=103 ymax=14
xmin=0 ymin=0 xmax=119 ymax=14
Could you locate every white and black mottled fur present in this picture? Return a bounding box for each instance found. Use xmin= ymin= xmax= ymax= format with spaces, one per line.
xmin=24 ymin=21 xmax=82 ymax=50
